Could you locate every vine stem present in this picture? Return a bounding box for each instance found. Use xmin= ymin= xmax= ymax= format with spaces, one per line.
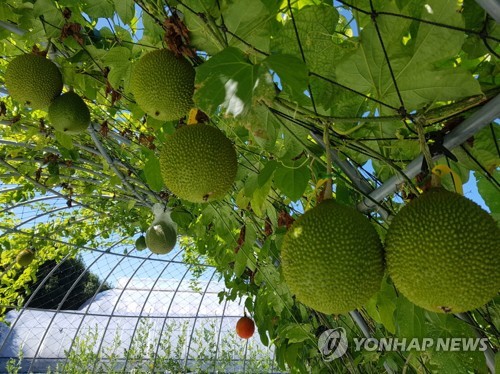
xmin=323 ymin=122 xmax=333 ymax=200
xmin=413 ymin=115 xmax=434 ymax=173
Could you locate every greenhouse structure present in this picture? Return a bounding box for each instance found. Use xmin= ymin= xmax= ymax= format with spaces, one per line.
xmin=0 ymin=0 xmax=499 ymax=373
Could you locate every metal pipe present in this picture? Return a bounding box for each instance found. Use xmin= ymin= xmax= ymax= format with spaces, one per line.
xmin=310 ymin=132 xmax=374 ymax=195
xmin=350 ymin=310 xmax=395 ymax=374
xmin=475 ymin=0 xmax=500 ymax=23
xmin=310 ymin=131 xmax=390 ymax=219
xmin=358 ymin=94 xmax=500 ymax=212
xmin=0 ymin=20 xmax=25 ymax=36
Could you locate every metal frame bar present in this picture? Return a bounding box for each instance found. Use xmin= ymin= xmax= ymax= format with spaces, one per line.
xmin=150 ymin=262 xmax=196 ymax=370
xmin=183 ymin=269 xmax=218 ymax=370
xmin=475 ymin=0 xmax=500 ymax=22
xmin=310 ymin=131 xmax=390 ymax=219
xmin=121 ymin=249 xmax=186 ymax=373
xmin=358 ymin=94 xmax=500 ymax=212
xmin=58 ymin=245 xmax=146 ymax=373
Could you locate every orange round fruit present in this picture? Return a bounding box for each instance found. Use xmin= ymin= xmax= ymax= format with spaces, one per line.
xmin=236 ymin=316 xmax=255 ymax=339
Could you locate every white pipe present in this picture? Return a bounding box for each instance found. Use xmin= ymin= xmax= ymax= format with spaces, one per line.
xmin=475 ymin=0 xmax=500 ymax=23
xmin=358 ymin=94 xmax=500 ymax=212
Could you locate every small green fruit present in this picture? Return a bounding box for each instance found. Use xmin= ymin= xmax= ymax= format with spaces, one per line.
xmin=145 ymin=221 xmax=177 ymax=254
xmin=16 ymin=249 xmax=35 ymax=267
xmin=48 ymin=91 xmax=90 ymax=134
xmin=135 ymin=235 xmax=147 ymax=251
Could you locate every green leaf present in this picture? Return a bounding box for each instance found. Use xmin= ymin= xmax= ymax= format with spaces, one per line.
xmin=234 ymin=245 xmax=249 ymax=277
xmin=365 ymin=277 xmax=397 ymax=334
xmin=263 ymin=54 xmax=309 ymax=99
xmin=143 ymin=155 xmax=163 ymax=192
xmin=223 ymin=0 xmax=274 ymax=54
xmin=274 ymin=161 xmax=310 ymax=201
xmin=194 ymin=47 xmax=260 ymax=115
xmin=272 ymin=4 xmax=339 ymax=79
xmin=251 ymin=177 xmax=273 ymax=217
xmin=258 ymin=160 xmax=278 ymax=187
xmin=55 ymin=131 xmax=74 ymax=150
xmin=426 ymin=313 xmax=487 ymax=372
xmin=279 ymin=323 xmax=314 ymax=343
xmin=476 ymin=170 xmax=500 ymax=222
xmin=180 ymin=0 xmax=222 ymax=55
xmin=394 ymin=295 xmax=427 ymax=339
xmin=33 ymin=0 xmax=64 ymax=38
xmin=82 ymin=0 xmax=114 ymax=19
xmin=101 ymin=47 xmax=132 ymax=91
xmin=237 ymin=101 xmax=279 ymax=152
xmin=336 ymin=0 xmax=482 ymax=111
xmin=141 ymin=11 xmax=164 ymax=40
xmin=170 ymin=208 xmax=193 ymax=229
xmin=114 ymin=0 xmax=134 ymax=25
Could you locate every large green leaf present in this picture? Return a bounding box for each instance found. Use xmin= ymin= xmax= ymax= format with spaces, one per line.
xmin=336 ymin=0 xmax=482 ymax=111
xmin=194 ymin=47 xmax=260 ymax=115
xmin=426 ymin=313 xmax=487 ymax=372
xmin=263 ymin=54 xmax=309 ymax=99
xmin=274 ymin=161 xmax=310 ymax=201
xmin=181 ymin=0 xmax=223 ymax=55
xmin=272 ymin=3 xmax=340 ymax=79
xmin=223 ymin=0 xmax=275 ymax=54
xmin=278 ymin=323 xmax=314 ymax=344
xmin=143 ymin=154 xmax=164 ymax=192
xmin=82 ymin=0 xmax=114 ymax=19
xmin=394 ymin=296 xmax=427 ymax=339
xmin=114 ymin=0 xmax=135 ymax=25
xmin=101 ymin=46 xmax=132 ymax=91
xmin=33 ymin=0 xmax=64 ymax=38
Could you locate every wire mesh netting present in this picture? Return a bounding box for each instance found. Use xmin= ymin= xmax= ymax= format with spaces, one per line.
xmin=0 ymin=0 xmax=499 ymax=373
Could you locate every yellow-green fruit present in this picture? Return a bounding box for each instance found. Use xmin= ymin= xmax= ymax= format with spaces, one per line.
xmin=135 ymin=235 xmax=147 ymax=251
xmin=145 ymin=221 xmax=177 ymax=254
xmin=159 ymin=124 xmax=237 ymax=203
xmin=48 ymin=92 xmax=90 ymax=133
xmin=16 ymin=249 xmax=35 ymax=267
xmin=130 ymin=49 xmax=195 ymax=121
xmin=281 ymin=199 xmax=385 ymax=315
xmin=5 ymin=54 xmax=63 ymax=109
xmin=385 ymin=188 xmax=500 ymax=313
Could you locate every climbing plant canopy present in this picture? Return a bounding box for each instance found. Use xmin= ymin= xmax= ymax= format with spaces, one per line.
xmin=0 ymin=0 xmax=499 ymax=372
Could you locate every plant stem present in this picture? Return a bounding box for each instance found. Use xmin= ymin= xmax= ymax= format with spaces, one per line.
xmin=323 ymin=122 xmax=333 ymax=200
xmin=413 ymin=115 xmax=434 ymax=171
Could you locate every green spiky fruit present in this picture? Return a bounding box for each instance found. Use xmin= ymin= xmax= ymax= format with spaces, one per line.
xmin=16 ymin=249 xmax=35 ymax=267
xmin=130 ymin=49 xmax=195 ymax=121
xmin=145 ymin=221 xmax=177 ymax=254
xmin=159 ymin=124 xmax=237 ymax=203
xmin=135 ymin=235 xmax=147 ymax=251
xmin=281 ymin=199 xmax=385 ymax=315
xmin=5 ymin=54 xmax=63 ymax=109
xmin=48 ymin=92 xmax=91 ymax=133
xmin=386 ymin=188 xmax=500 ymax=313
